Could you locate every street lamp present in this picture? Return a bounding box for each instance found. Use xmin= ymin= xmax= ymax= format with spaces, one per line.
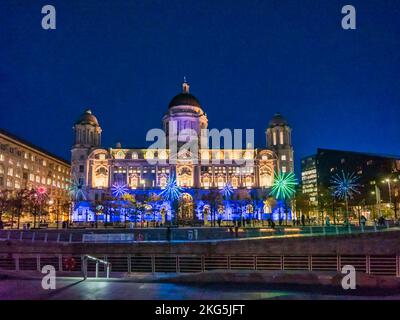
xmin=382 ymin=178 xmax=398 ymax=220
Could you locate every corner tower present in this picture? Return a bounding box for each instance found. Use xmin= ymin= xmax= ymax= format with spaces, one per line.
xmin=71 ymin=109 xmax=102 ymax=193
xmin=266 ymin=113 xmax=294 ymax=173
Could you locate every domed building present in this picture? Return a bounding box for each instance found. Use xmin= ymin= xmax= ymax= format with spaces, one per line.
xmin=70 ymin=80 xmax=294 ymax=225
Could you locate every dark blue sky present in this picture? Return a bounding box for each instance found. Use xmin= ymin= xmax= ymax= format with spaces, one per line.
xmin=1 ymin=0 xmax=399 ymax=169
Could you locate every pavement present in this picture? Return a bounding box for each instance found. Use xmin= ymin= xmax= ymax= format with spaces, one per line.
xmin=0 ymin=271 xmax=399 ymax=300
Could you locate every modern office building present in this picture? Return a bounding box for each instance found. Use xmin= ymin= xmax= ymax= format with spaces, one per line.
xmin=301 ymin=148 xmax=400 ymax=220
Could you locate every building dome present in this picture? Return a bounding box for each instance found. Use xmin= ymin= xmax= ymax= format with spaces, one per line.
xmin=168 ymin=79 xmax=202 ymax=108
xmin=168 ymin=92 xmax=201 ymax=108
xmin=75 ymin=109 xmax=99 ymax=126
xmin=269 ymin=113 xmax=288 ymax=127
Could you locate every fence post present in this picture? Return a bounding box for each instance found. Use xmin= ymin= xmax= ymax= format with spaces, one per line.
xmin=15 ymin=255 xmax=20 ymax=271
xmin=7 ymin=231 xmax=11 ymax=240
xmin=31 ymin=232 xmax=35 ymax=242
xmin=59 ymin=255 xmax=63 ymax=272
xmin=82 ymin=256 xmax=88 ymax=279
xmin=127 ymin=255 xmax=131 ymax=273
xmin=19 ymin=232 xmax=23 ymax=241
xmin=95 ymin=261 xmax=99 ymax=278
xmin=69 ymin=233 xmax=73 ymax=243
xmin=57 ymin=233 xmax=60 ymax=242
xmin=37 ymin=255 xmax=41 ymax=272
xmin=151 ymin=255 xmax=155 ymax=273
xmin=44 ymin=233 xmax=48 ymax=243
xmin=106 ymin=264 xmax=110 ymax=279
xmin=366 ymin=256 xmax=371 ymax=274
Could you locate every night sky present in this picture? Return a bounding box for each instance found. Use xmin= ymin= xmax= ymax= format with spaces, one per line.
xmin=1 ymin=0 xmax=399 ymax=172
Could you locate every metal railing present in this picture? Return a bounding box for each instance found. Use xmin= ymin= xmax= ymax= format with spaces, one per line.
xmin=82 ymin=255 xmax=111 ymax=279
xmin=0 ymin=225 xmax=395 ymax=244
xmin=0 ymin=254 xmax=398 ymax=277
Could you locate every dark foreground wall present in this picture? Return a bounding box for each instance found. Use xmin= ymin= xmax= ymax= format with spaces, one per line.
xmin=0 ymin=230 xmax=399 ymax=256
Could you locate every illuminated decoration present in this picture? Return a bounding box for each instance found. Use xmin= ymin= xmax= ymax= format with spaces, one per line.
xmin=68 ymin=174 xmax=86 ymax=201
xmin=35 ymin=186 xmax=48 ymax=203
xmin=221 ymin=183 xmax=234 ymax=198
xmin=330 ymin=170 xmax=361 ymax=200
xmin=330 ymin=170 xmax=361 ymax=220
xmin=111 ymin=182 xmax=129 ymax=198
xmin=36 ymin=186 xmax=47 ymax=195
xmin=160 ymin=174 xmax=182 ymax=201
xmin=270 ymin=172 xmax=297 ymax=200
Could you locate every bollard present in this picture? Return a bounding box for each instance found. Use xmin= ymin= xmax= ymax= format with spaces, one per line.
xmin=31 ymin=232 xmax=36 ymax=242
xmin=374 ymin=222 xmax=377 ymax=232
xmin=19 ymin=232 xmax=23 ymax=241
xmin=335 ymin=225 xmax=339 ymax=235
xmin=309 ymin=226 xmax=313 ymax=236
xmin=106 ymin=264 xmax=110 ymax=278
xmin=44 ymin=233 xmax=48 ymax=243
xmin=348 ymin=224 xmax=351 ymax=234
xmin=7 ymin=231 xmax=10 ymax=240
xmin=57 ymin=233 xmax=60 ymax=242
xmin=69 ymin=233 xmax=73 ymax=243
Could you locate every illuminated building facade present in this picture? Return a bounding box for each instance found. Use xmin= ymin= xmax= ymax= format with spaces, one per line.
xmin=71 ymin=81 xmax=295 ymax=224
xmin=301 ymin=148 xmax=400 ymax=220
xmin=0 ymin=129 xmax=71 ymax=222
xmin=301 ymin=155 xmax=318 ymax=205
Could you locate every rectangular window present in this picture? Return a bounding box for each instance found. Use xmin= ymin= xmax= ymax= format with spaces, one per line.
xmin=273 ymin=132 xmax=277 ymax=145
xmin=282 ymin=166 xmax=287 ymax=173
xmin=7 ymin=168 xmax=13 ymax=176
xmin=281 ymin=155 xmax=287 ymax=161
xmin=280 ymin=131 xmax=284 ymax=145
xmin=79 ymin=165 xmax=84 ymax=173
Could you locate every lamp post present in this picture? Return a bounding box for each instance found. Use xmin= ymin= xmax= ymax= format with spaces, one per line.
xmin=48 ymin=199 xmax=54 ymax=228
xmin=382 ymin=178 xmax=398 ymax=220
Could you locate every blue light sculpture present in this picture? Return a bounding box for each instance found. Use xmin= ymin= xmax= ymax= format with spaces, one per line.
xmin=111 ymin=182 xmax=129 ymax=198
xmin=160 ymin=174 xmax=182 ymax=201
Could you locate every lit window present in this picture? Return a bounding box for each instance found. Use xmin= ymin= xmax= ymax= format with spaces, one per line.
xmin=0 ymin=154 xmax=4 ymax=161
xmin=279 ymin=131 xmax=284 ymax=144
xmin=282 ymin=166 xmax=287 ymax=173
xmin=272 ymin=132 xmax=277 ymax=145
xmin=281 ymin=155 xmax=286 ymax=161
xmin=7 ymin=168 xmax=13 ymax=176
